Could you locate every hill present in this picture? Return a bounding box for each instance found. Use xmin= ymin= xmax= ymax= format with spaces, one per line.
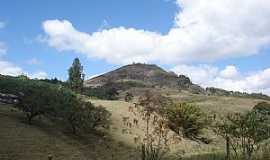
xmin=85 ymin=63 xmax=205 ymax=94
xmin=1 ymin=74 xmax=270 ymax=160
xmin=85 ymin=63 xmax=270 ymax=100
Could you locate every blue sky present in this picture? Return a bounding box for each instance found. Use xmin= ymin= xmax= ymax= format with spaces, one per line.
xmin=0 ymin=0 xmax=177 ymax=78
xmin=0 ymin=0 xmax=270 ymax=94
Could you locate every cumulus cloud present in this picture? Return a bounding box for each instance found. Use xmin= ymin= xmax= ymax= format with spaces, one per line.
xmin=42 ymin=0 xmax=270 ymax=64
xmin=29 ymin=71 xmax=48 ymax=79
xmin=40 ymin=0 xmax=270 ymax=94
xmin=0 ymin=61 xmax=24 ymax=76
xmin=219 ymin=65 xmax=239 ymax=79
xmin=171 ymin=65 xmax=270 ymax=95
xmin=0 ymin=60 xmax=48 ymax=79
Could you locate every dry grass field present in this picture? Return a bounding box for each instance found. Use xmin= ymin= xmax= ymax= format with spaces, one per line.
xmin=0 ymin=103 xmax=137 ymax=160
xmin=0 ymin=91 xmax=269 ymax=160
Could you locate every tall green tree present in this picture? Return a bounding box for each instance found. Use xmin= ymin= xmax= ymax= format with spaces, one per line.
xmin=68 ymin=58 xmax=85 ymax=93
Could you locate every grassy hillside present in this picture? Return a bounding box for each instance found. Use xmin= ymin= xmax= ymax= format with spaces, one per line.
xmin=0 ymin=90 xmax=269 ymax=160
xmin=0 ymin=103 xmax=137 ymax=160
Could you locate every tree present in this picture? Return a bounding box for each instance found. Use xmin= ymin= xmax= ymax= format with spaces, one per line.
xmin=215 ymin=111 xmax=270 ymax=160
xmin=68 ymin=58 xmax=85 ymax=93
xmin=0 ymin=75 xmax=111 ymax=135
xmin=61 ymin=100 xmax=111 ymax=134
xmin=138 ymin=91 xmax=170 ymax=160
xmin=166 ymin=103 xmax=208 ymax=139
xmin=15 ymin=81 xmax=57 ymax=124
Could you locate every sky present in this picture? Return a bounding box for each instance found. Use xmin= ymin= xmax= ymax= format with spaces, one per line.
xmin=0 ymin=0 xmax=270 ymax=95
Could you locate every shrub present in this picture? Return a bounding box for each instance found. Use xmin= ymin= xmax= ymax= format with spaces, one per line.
xmin=60 ymin=100 xmax=111 ymax=134
xmin=83 ymin=85 xmax=119 ymax=100
xmin=252 ymin=102 xmax=270 ymax=116
xmin=166 ymin=103 xmax=208 ymax=138
xmin=16 ymin=81 xmax=57 ymax=124
xmin=215 ymin=111 xmax=270 ymax=160
xmin=124 ymin=92 xmax=133 ymax=102
xmin=138 ymin=91 xmax=170 ymax=160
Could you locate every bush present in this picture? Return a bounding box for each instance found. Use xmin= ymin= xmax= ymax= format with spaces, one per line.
xmin=166 ymin=103 xmax=208 ymax=138
xmin=215 ymin=111 xmax=270 ymax=160
xmin=83 ymin=85 xmax=119 ymax=100
xmin=124 ymin=92 xmax=133 ymax=102
xmin=16 ymin=81 xmax=57 ymax=124
xmin=252 ymin=102 xmax=270 ymax=115
xmin=138 ymin=91 xmax=170 ymax=160
xmin=61 ymin=100 xmax=111 ymax=134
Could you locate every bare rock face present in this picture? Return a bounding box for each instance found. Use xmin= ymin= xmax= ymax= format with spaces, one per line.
xmin=85 ymin=63 xmax=205 ymax=93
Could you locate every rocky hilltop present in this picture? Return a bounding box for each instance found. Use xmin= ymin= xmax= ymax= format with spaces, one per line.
xmin=85 ymin=63 xmax=270 ymax=100
xmin=85 ymin=63 xmax=205 ymax=93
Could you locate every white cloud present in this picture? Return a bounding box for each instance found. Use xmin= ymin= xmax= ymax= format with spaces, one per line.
xmin=29 ymin=71 xmax=48 ymax=79
xmin=0 ymin=61 xmax=24 ymax=76
xmin=42 ymin=0 xmax=270 ymax=64
xmin=0 ymin=22 xmax=47 ymax=79
xmin=0 ymin=60 xmax=48 ymax=79
xmin=171 ymin=65 xmax=270 ymax=95
xmin=220 ymin=65 xmax=239 ymax=79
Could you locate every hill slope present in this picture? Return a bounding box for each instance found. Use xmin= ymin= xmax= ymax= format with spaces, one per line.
xmin=85 ymin=63 xmax=270 ymax=100
xmin=85 ymin=63 xmax=205 ymax=94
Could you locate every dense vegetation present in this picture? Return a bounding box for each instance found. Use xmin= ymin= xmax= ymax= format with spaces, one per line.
xmin=0 ymin=74 xmax=110 ymax=134
xmin=83 ymin=84 xmax=119 ymax=100
xmin=206 ymin=87 xmax=270 ymax=100
xmin=215 ymin=107 xmax=270 ymax=160
xmin=166 ymin=103 xmax=209 ymax=139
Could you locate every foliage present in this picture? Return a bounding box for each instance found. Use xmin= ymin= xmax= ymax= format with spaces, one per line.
xmin=68 ymin=58 xmax=85 ymax=93
xmin=0 ymin=75 xmax=59 ymax=124
xmin=40 ymin=77 xmax=67 ymax=86
xmin=215 ymin=111 xmax=270 ymax=160
xmin=138 ymin=90 xmax=172 ymax=115
xmin=16 ymin=81 xmax=57 ymax=124
xmin=166 ymin=103 xmax=208 ymax=139
xmin=83 ymin=84 xmax=119 ymax=100
xmin=0 ymin=75 xmax=111 ymax=134
xmin=252 ymin=102 xmax=270 ymax=116
xmin=137 ymin=91 xmax=171 ymax=160
xmin=61 ymin=100 xmax=111 ymax=134
xmin=206 ymin=87 xmax=270 ymax=100
xmin=124 ymin=92 xmax=133 ymax=102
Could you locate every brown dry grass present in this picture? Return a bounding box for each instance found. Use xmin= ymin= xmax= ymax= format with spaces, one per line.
xmin=1 ymin=90 xmax=269 ymax=160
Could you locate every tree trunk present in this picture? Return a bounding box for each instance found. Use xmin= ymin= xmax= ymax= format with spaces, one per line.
xmin=225 ymin=136 xmax=230 ymax=160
